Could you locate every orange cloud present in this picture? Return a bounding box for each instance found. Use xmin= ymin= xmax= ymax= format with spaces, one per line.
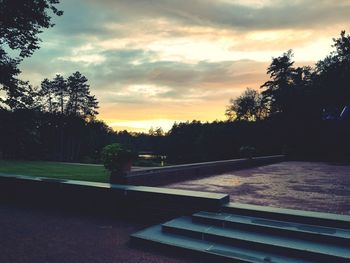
xmin=18 ymin=0 xmax=350 ymax=132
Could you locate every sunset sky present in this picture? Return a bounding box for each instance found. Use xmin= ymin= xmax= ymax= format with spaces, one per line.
xmin=19 ymin=0 xmax=350 ymax=132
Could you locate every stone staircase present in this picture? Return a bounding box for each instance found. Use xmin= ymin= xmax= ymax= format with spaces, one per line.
xmin=131 ymin=203 xmax=350 ymax=263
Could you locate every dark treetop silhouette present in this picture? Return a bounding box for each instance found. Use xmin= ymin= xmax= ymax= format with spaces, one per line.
xmin=1 ymin=0 xmax=350 ymax=164
xmin=0 ymin=0 xmax=63 ymax=110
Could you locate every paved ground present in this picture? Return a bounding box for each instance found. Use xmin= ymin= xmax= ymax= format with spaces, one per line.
xmin=0 ymin=204 xmax=196 ymax=263
xmin=167 ymin=161 xmax=350 ymax=215
xmin=2 ymin=161 xmax=350 ymax=263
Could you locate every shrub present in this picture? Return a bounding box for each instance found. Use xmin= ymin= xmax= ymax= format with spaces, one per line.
xmin=101 ymin=143 xmax=136 ymax=173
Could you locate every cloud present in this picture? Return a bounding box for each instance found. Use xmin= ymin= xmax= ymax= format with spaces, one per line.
xmin=86 ymin=0 xmax=350 ymax=31
xmin=74 ymin=49 xmax=269 ymax=103
xmin=28 ymin=0 xmax=348 ymax=64
xmin=43 ymin=0 xmax=350 ymax=53
xmin=16 ymin=0 xmax=350 ymax=131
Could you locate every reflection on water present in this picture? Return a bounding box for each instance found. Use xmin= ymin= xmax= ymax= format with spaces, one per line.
xmin=138 ymin=153 xmax=167 ymax=166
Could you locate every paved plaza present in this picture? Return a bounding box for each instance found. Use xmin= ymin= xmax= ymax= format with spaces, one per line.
xmin=167 ymin=161 xmax=350 ymax=215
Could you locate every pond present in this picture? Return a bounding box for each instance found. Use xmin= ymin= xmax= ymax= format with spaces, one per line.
xmin=137 ymin=153 xmax=167 ymax=167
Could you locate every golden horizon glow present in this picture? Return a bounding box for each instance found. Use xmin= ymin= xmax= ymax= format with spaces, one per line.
xmin=18 ymin=0 xmax=350 ymax=132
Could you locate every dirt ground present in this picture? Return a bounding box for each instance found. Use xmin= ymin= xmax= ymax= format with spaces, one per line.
xmin=167 ymin=161 xmax=350 ymax=215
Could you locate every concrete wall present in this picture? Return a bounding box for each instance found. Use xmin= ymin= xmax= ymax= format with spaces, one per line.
xmin=0 ymin=174 xmax=229 ymax=221
xmin=126 ymin=155 xmax=285 ymax=186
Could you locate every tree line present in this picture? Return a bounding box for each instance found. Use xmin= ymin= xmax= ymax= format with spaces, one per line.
xmin=0 ymin=0 xmax=108 ymax=161
xmin=142 ymin=30 xmax=350 ymax=164
xmin=223 ymin=31 xmax=350 ymax=161
xmin=1 ymin=1 xmax=349 ymax=163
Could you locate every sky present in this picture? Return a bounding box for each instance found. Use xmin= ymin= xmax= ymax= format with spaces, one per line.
xmin=19 ymin=0 xmax=350 ymax=132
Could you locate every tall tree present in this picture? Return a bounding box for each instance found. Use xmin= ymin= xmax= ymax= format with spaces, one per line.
xmin=289 ymin=66 xmax=317 ymax=119
xmin=66 ymin=72 xmax=99 ymax=118
xmin=226 ymin=88 xmax=267 ymax=121
xmin=315 ymin=31 xmax=350 ymax=111
xmin=40 ymin=78 xmax=56 ymax=113
xmin=1 ymin=81 xmax=38 ymax=110
xmin=0 ymin=50 xmax=36 ymax=110
xmin=0 ymin=0 xmax=63 ymax=59
xmin=0 ymin=0 xmax=62 ymax=109
xmin=39 ymin=75 xmax=67 ymax=113
xmin=0 ymin=50 xmax=20 ymax=101
xmin=38 ymin=72 xmax=98 ymax=161
xmin=261 ymin=50 xmax=295 ymax=116
xmin=53 ymin=74 xmax=68 ymax=114
xmin=39 ymin=72 xmax=98 ymax=118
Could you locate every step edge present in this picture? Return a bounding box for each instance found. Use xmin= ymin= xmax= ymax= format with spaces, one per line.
xmin=131 ymin=225 xmax=309 ymax=263
xmin=223 ymin=203 xmax=350 ymax=223
xmin=162 ymin=219 xmax=350 ymax=260
xmin=192 ymin=212 xmax=350 ymax=240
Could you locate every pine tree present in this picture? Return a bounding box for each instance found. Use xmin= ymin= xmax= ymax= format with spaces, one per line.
xmin=261 ymin=50 xmax=295 ymax=116
xmin=66 ymin=72 xmax=99 ymax=118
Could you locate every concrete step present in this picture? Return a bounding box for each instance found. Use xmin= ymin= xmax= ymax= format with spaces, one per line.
xmin=131 ymin=225 xmax=312 ymax=263
xmin=162 ymin=216 xmax=350 ymax=262
xmin=192 ymin=211 xmax=350 ymax=246
xmin=223 ymin=203 xmax=350 ymax=230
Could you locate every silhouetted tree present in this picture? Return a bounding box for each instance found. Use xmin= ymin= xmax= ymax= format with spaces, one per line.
xmin=226 ymin=88 xmax=267 ymax=121
xmin=3 ymin=30 xmax=350 ymax=163
xmin=0 ymin=79 xmax=38 ymax=110
xmin=149 ymin=127 xmax=164 ymax=136
xmin=53 ymin=74 xmax=68 ymax=114
xmin=36 ymin=72 xmax=99 ymax=160
xmin=40 ymin=78 xmax=55 ymax=113
xmin=261 ymin=50 xmax=295 ymax=117
xmin=0 ymin=0 xmax=62 ymax=109
xmin=0 ymin=0 xmax=63 ymax=58
xmin=39 ymin=75 xmax=67 ymax=113
xmin=0 ymin=50 xmax=21 ymax=109
xmin=38 ymin=72 xmax=99 ymax=118
xmin=66 ymin=72 xmax=99 ymax=119
xmin=315 ymin=31 xmax=350 ymax=112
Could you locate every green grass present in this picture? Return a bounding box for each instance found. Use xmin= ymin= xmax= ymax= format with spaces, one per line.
xmin=0 ymin=160 xmax=110 ymax=183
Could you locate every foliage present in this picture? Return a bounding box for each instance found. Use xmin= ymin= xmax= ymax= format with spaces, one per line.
xmin=149 ymin=127 xmax=164 ymax=136
xmin=224 ymin=31 xmax=350 ymax=160
xmin=39 ymin=75 xmax=67 ymax=114
xmin=2 ymin=30 xmax=350 ymax=164
xmin=66 ymin=72 xmax=99 ymax=118
xmin=226 ymin=88 xmax=267 ymax=121
xmin=0 ymin=0 xmax=63 ymax=59
xmin=38 ymin=72 xmax=99 ymax=119
xmin=0 ymin=109 xmax=115 ymax=162
xmin=0 ymin=71 xmax=100 ymax=162
xmin=165 ymin=120 xmax=283 ymax=164
xmin=260 ymin=49 xmax=295 ymax=116
xmin=0 ymin=0 xmax=62 ymax=109
xmin=101 ymin=143 xmax=136 ymax=173
xmin=315 ymin=30 xmax=350 ymax=111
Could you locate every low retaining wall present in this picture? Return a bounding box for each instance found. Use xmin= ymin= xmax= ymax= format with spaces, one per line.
xmin=126 ymin=155 xmax=285 ymax=186
xmin=0 ymin=174 xmax=229 ymax=220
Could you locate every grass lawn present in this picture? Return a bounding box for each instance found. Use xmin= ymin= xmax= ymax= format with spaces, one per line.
xmin=0 ymin=160 xmax=110 ymax=183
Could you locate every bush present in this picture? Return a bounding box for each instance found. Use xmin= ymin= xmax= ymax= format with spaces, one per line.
xmin=101 ymin=143 xmax=136 ymax=173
